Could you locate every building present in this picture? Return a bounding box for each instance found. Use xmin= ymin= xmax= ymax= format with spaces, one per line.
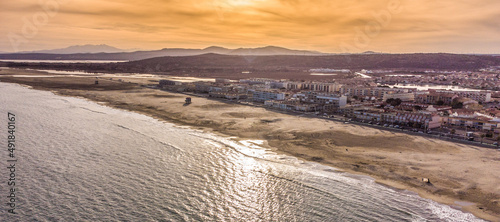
xmin=194 ymin=82 xmax=212 ymax=93
xmin=271 ymin=82 xmax=288 ymax=89
xmin=351 ymin=108 xmax=385 ymax=122
xmin=445 ymin=116 xmax=498 ymax=131
xmin=292 ymin=92 xmax=347 ymax=109
xmin=415 ymin=92 xmax=458 ymax=105
xmin=159 ymin=80 xmax=182 ymax=87
xmin=215 ymin=78 xmax=231 ymax=83
xmin=349 ymin=108 xmax=441 ymax=129
xmin=286 ymin=82 xmax=304 ymax=90
xmin=437 ymin=90 xmax=492 ymax=103
xmin=340 ymin=86 xmax=408 ymax=99
xmin=250 ymin=90 xmax=286 ymax=102
xmin=240 ymin=78 xmax=275 ymax=85
xmin=301 ymin=82 xmax=342 ymax=93
xmin=209 ymin=91 xmax=249 ymax=100
xmin=394 ymin=112 xmax=441 ymax=129
xmin=264 ymin=100 xmax=322 ymax=112
xmin=382 ymin=92 xmax=415 ymax=102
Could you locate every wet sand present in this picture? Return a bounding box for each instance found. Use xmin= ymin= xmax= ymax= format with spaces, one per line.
xmin=1 ymin=68 xmax=500 ymax=221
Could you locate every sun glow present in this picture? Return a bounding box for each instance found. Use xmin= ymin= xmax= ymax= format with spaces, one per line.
xmin=1 ymin=0 xmax=500 ymax=53
xmin=225 ymin=0 xmax=263 ymax=7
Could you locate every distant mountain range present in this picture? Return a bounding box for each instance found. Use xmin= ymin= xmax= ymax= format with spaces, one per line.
xmin=6 ymin=53 xmax=500 ymax=76
xmin=20 ymin=44 xmax=127 ymax=54
xmin=0 ymin=45 xmax=324 ymax=61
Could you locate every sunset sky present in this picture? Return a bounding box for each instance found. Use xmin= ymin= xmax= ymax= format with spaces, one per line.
xmin=1 ymin=0 xmax=500 ymax=53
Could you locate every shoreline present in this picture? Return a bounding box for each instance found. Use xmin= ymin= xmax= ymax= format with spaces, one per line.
xmin=1 ymin=70 xmax=499 ymax=221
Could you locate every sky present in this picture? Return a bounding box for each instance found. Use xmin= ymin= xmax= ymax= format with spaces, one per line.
xmin=1 ymin=0 xmax=500 ymax=53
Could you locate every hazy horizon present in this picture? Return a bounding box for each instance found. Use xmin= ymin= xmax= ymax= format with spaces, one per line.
xmin=2 ymin=0 xmax=500 ymax=54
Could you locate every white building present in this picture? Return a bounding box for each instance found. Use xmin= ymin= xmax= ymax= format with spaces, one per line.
xmin=250 ymin=90 xmax=286 ymax=102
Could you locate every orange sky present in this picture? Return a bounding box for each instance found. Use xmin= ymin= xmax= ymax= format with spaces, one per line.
xmin=1 ymin=0 xmax=500 ymax=53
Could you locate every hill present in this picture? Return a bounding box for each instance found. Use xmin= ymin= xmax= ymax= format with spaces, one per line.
xmin=4 ymin=53 xmax=500 ymax=80
xmin=22 ymin=44 xmax=126 ymax=54
xmin=0 ymin=46 xmax=323 ymax=61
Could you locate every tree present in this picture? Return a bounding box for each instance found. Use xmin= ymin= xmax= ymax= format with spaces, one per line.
xmin=386 ymin=98 xmax=402 ymax=106
xmin=414 ymin=105 xmax=422 ymax=111
xmin=394 ymin=98 xmax=402 ymax=106
xmin=486 ymin=131 xmax=493 ymax=138
xmin=480 ymin=134 xmax=486 ymax=144
xmin=436 ymin=100 xmax=445 ymax=106
xmin=451 ymin=98 xmax=463 ymax=109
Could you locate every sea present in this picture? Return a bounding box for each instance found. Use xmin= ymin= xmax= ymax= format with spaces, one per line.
xmin=0 ymin=82 xmax=484 ymax=221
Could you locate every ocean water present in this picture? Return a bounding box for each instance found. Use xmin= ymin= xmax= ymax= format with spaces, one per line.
xmin=0 ymin=83 xmax=484 ymax=221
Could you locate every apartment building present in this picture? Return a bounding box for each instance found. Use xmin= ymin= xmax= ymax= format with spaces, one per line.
xmin=301 ymin=82 xmax=343 ymax=93
xmin=264 ymin=100 xmax=322 ymax=112
xmin=382 ymin=92 xmax=415 ymax=102
xmin=437 ymin=90 xmax=492 ymax=103
xmin=250 ymin=89 xmax=286 ymax=102
xmin=415 ymin=92 xmax=458 ymax=105
xmin=208 ymin=91 xmax=249 ymax=100
xmin=340 ymin=86 xmax=408 ymax=99
xmin=292 ymin=92 xmax=347 ymax=109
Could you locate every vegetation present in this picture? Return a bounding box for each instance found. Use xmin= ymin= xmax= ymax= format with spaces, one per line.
xmin=451 ymin=98 xmax=464 ymax=109
xmin=4 ymin=53 xmax=500 ymax=78
xmin=386 ymin=98 xmax=402 ymax=107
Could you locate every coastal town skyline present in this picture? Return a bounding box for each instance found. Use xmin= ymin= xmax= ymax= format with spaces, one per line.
xmin=2 ymin=0 xmax=500 ymax=54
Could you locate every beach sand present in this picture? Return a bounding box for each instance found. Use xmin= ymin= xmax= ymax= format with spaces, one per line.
xmin=1 ymin=68 xmax=500 ymax=221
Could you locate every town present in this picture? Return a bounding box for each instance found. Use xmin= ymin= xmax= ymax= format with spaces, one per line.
xmin=155 ymin=67 xmax=500 ymax=146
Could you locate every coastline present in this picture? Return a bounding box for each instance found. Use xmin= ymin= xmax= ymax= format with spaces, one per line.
xmin=1 ymin=69 xmax=499 ymax=221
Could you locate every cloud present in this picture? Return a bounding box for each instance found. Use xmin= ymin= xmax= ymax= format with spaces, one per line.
xmin=0 ymin=0 xmax=499 ymax=53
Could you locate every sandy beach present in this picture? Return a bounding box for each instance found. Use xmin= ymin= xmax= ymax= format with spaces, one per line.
xmin=1 ymin=68 xmax=500 ymax=221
